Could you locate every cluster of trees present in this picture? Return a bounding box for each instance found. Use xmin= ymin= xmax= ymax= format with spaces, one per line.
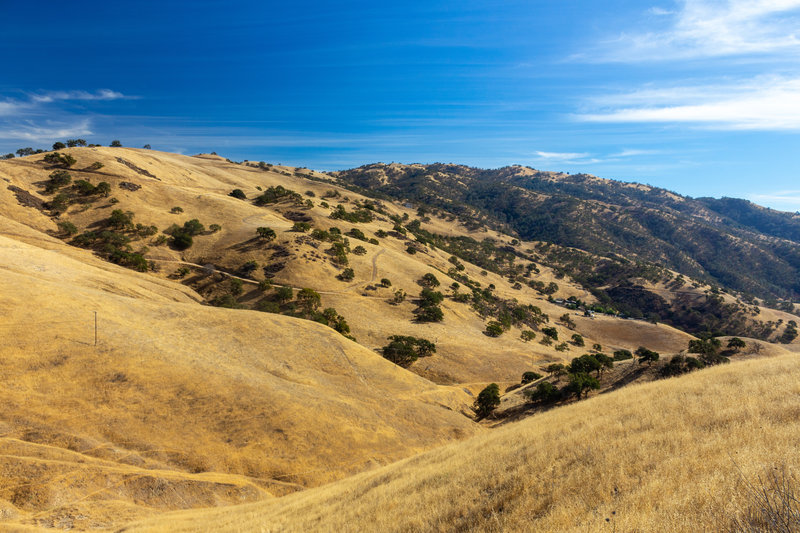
xmin=330 ymin=204 xmax=374 ymax=223
xmin=43 ymin=152 xmax=77 ymax=168
xmin=415 ymin=287 xmax=444 ymax=322
xmin=779 ymin=321 xmax=798 ymax=344
xmin=164 ymin=219 xmax=205 ymax=250
xmin=381 ymin=335 xmax=436 ymax=367
xmin=333 ymin=163 xmax=800 ymax=338
xmin=254 ymin=185 xmax=303 ymax=206
xmin=42 ymin=168 xmax=111 ymax=213
xmin=70 ymin=210 xmax=155 ymax=272
xmin=6 ymin=139 xmax=128 ymax=159
xmin=250 ymin=284 xmax=353 ymax=339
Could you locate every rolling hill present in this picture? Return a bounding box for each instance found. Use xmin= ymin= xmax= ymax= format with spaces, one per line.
xmin=333 ymin=163 xmax=800 ymax=307
xmin=123 ymin=349 xmax=800 ymax=533
xmin=0 ymin=146 xmax=798 ymax=530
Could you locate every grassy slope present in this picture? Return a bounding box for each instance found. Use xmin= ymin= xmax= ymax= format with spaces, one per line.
xmin=0 ymin=222 xmax=478 ymax=529
xmin=125 ymin=352 xmax=800 ymax=533
xmin=0 ymin=148 xmax=703 ymax=384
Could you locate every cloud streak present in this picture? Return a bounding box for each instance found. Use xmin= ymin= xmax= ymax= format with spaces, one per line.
xmin=750 ymin=190 xmax=800 ymax=207
xmin=0 ymin=120 xmax=93 ymax=142
xmin=29 ymin=89 xmax=129 ymax=103
xmin=577 ymin=76 xmax=800 ymax=130
xmin=0 ymin=89 xmax=128 ymax=147
xmin=596 ymin=0 xmax=800 ymax=61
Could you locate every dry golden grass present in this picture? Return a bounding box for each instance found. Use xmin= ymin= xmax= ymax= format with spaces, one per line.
xmin=0 ymin=148 xmax=700 ymax=385
xmin=125 ymin=353 xmax=800 ymax=532
xmin=0 ymin=226 xmax=478 ymax=529
xmin=3 ymin=148 xmax=796 ymax=531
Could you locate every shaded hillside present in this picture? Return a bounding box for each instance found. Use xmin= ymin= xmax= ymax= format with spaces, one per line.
xmin=332 ymin=164 xmax=800 ymax=302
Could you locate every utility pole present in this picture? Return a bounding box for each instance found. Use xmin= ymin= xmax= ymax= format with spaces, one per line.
xmin=94 ymin=311 xmax=98 ymax=347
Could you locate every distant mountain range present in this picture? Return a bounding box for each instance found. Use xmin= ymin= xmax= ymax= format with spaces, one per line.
xmin=333 ymin=163 xmax=800 ymax=303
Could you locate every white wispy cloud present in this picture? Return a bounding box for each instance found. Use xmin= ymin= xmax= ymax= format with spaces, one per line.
xmin=750 ymin=190 xmax=800 ymax=207
xmin=29 ymin=89 xmax=129 ymax=103
xmin=0 ymin=100 xmax=21 ymax=116
xmin=648 ymin=6 xmax=676 ymax=16
xmin=597 ymin=0 xmax=800 ymax=61
xmin=531 ymin=151 xmax=603 ymax=165
xmin=534 ymin=150 xmax=590 ymax=160
xmin=578 ymin=75 xmax=800 ymax=130
xmin=0 ymin=89 xmax=129 ymax=147
xmin=613 ymin=148 xmax=663 ymax=157
xmin=0 ymin=120 xmax=93 ymax=142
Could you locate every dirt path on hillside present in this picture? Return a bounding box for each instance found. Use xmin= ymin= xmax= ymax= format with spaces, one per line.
xmin=147 ymin=258 xmax=387 ymax=298
xmin=371 ymin=248 xmax=385 ymax=282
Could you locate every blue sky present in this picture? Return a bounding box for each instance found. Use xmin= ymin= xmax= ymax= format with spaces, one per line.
xmin=2 ymin=0 xmax=800 ymax=211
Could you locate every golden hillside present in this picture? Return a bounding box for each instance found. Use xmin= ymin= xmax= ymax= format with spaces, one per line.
xmin=0 ymin=147 xmax=703 ymax=386
xmin=0 ymin=214 xmax=478 ymax=529
xmin=1 ymin=147 xmax=797 ymax=531
xmin=125 ymin=352 xmax=800 ymax=532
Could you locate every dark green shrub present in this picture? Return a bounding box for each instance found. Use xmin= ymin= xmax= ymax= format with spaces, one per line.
xmin=635 ymin=346 xmax=660 ymax=365
xmin=275 ymin=286 xmax=293 ymax=303
xmin=229 ymin=189 xmax=247 ymax=200
xmin=564 ymin=372 xmax=600 ymax=398
xmin=474 ymin=383 xmax=501 ymax=418
xmin=381 ymin=335 xmax=436 ymax=367
xmin=45 ymin=170 xmax=72 ymax=193
xmin=542 ymin=327 xmax=558 ymax=340
xmin=521 ymin=371 xmax=542 ymax=384
xmin=57 ymin=220 xmax=78 ymax=235
xmin=419 ymin=273 xmax=440 ymax=288
xmin=95 ymin=182 xmax=111 ymax=196
xmin=257 ymin=226 xmax=277 ymax=240
xmin=338 ymin=268 xmax=355 ymax=281
xmin=613 ymin=349 xmax=633 ymax=361
xmin=485 ymin=321 xmax=504 ymax=337
xmin=229 ymin=278 xmax=243 ymax=296
xmin=171 ymin=232 xmax=193 ymax=250
xmin=109 ymin=209 xmax=134 ymax=230
xmin=292 ymin=222 xmax=311 ymax=232
xmin=526 ymin=381 xmax=560 ymax=402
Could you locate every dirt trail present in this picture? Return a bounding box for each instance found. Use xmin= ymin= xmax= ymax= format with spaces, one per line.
xmin=371 ymin=248 xmax=385 ymax=282
xmin=147 ymin=258 xmax=387 ymax=298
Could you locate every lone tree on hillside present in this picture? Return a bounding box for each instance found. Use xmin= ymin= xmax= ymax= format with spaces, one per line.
xmin=108 ymin=209 xmax=134 ymax=230
xmin=110 ymin=140 xmax=122 ymax=147
xmin=419 ymin=273 xmax=440 ymax=288
xmin=474 ymin=383 xmax=501 ymax=419
xmin=635 ymin=346 xmax=660 ymax=366
xmin=296 ymin=288 xmax=322 ymax=314
xmin=52 ymin=141 xmax=66 ymax=150
xmin=542 ymin=327 xmax=558 ymax=340
xmin=275 ymin=286 xmax=293 ymax=303
xmin=256 ymin=227 xmax=277 ymax=241
xmin=727 ymin=337 xmax=746 ymax=352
